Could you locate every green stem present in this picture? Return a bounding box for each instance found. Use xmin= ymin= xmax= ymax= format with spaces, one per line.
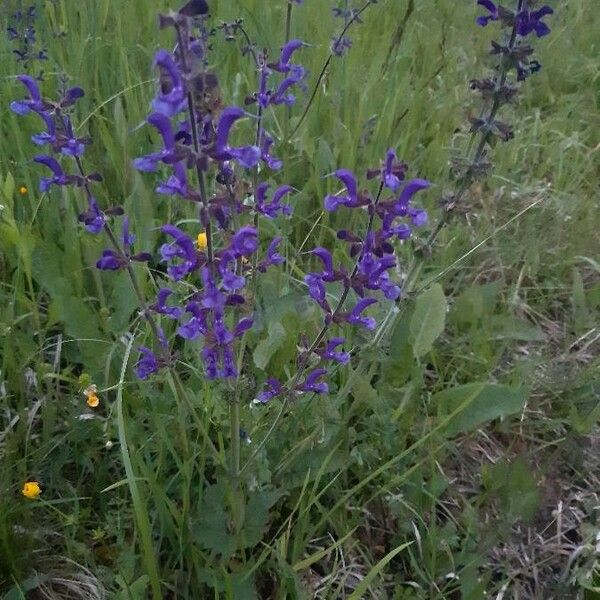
xmin=229 ymin=393 xmax=243 ymax=535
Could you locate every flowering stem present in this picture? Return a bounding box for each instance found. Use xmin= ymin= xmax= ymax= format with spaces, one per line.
xmin=290 ymin=0 xmax=373 ymax=137
xmin=74 ymin=153 xmax=228 ymax=468
xmin=174 ymin=24 xmax=215 ymax=268
xmin=418 ymin=0 xmax=524 ymax=256
xmin=72 ymin=156 xmax=167 ymax=356
xmin=361 ymin=0 xmax=526 ymax=363
xmin=283 ymin=1 xmax=294 ymax=141
xmin=285 ymin=2 xmax=293 ymax=44
xmin=239 ymin=178 xmax=383 ymax=474
xmin=305 ymin=181 xmax=385 ymax=356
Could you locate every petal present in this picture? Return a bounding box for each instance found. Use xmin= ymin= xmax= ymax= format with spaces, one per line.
xmin=397 ymin=178 xmax=430 ymax=206
xmin=17 ymin=74 xmax=41 ymax=102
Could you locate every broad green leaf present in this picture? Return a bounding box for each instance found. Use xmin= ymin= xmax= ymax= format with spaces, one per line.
xmin=253 ymin=321 xmax=287 ymax=370
xmin=451 ymin=281 xmax=502 ymax=326
xmin=491 ymin=315 xmax=545 ymax=341
xmin=435 ymin=383 xmax=527 ymax=437
xmin=410 ymin=283 xmax=447 ymax=357
xmin=107 ymin=271 xmax=140 ymax=334
xmin=383 ymin=305 xmax=414 ymax=388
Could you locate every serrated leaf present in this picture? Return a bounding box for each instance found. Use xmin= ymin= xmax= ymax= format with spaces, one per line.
xmin=242 ymin=489 xmax=283 ymax=548
xmin=410 ymin=283 xmax=447 ymax=357
xmin=195 ymin=483 xmax=236 ymax=558
xmin=435 ymin=383 xmax=527 ymax=437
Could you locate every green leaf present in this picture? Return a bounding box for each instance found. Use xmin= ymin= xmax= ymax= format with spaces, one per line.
xmin=410 ymin=283 xmax=447 ymax=357
xmin=491 ymin=315 xmax=545 ymax=341
xmin=242 ymin=489 xmax=284 ymax=548
xmin=107 ymin=271 xmax=140 ymax=334
xmin=253 ymin=321 xmax=287 ymax=370
xmin=482 ymin=457 xmax=539 ymax=521
xmin=195 ymin=483 xmax=236 ymax=558
xmin=383 ymin=305 xmax=415 ymax=388
xmin=435 ymin=383 xmax=527 ymax=437
xmin=2 ymin=171 xmax=15 ymax=202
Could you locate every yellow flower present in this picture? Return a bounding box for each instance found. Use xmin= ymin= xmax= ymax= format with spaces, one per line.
xmin=83 ymin=384 xmax=100 ymax=408
xmin=22 ymin=481 xmax=41 ymax=499
xmin=19 ymin=186 xmax=28 ymax=195
xmin=196 ymin=231 xmax=208 ymax=251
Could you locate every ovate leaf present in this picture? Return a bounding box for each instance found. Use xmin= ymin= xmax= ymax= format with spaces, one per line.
xmin=410 ymin=283 xmax=447 ymax=357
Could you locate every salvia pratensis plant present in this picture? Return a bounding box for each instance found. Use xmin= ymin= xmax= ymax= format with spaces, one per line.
xmin=398 ymin=0 xmax=553 ymax=290
xmin=10 ymin=0 xmax=553 ymax=447
xmin=6 ymin=2 xmax=48 ymax=75
xmin=8 ymin=0 xmax=554 ymax=594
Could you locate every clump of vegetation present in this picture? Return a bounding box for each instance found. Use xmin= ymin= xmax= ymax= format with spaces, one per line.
xmin=1 ymin=0 xmax=598 ymax=597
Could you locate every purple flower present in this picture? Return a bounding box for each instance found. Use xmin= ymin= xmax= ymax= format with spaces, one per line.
xmin=304 ymin=247 xmax=347 ymax=312
xmin=78 ymin=197 xmax=105 ymax=233
xmin=96 ymin=249 xmax=125 ymax=271
xmin=395 ymin=178 xmax=431 ymax=211
xmin=218 ymin=252 xmax=246 ymax=291
xmin=298 ymin=368 xmax=329 ymax=394
xmin=256 ymin=378 xmax=285 ymax=403
xmin=319 ymin=337 xmax=350 ymax=365
xmin=151 ymin=288 xmax=183 ymax=319
xmin=152 ymin=50 xmax=186 ymax=116
xmin=33 ymin=155 xmax=71 ymax=192
xmin=324 ymin=169 xmax=359 ymax=211
xmin=57 ymin=117 xmax=87 ymax=157
xmin=96 ymin=219 xmax=137 ymax=271
xmin=213 ymin=107 xmax=260 ymax=168
xmin=476 ymin=0 xmax=499 ymax=27
xmin=179 ymin=0 xmax=209 ymax=16
xmin=230 ymin=226 xmax=259 ymax=257
xmin=347 ymin=298 xmax=378 ymax=330
xmin=516 ymin=6 xmax=553 ymax=38
xmin=178 ymin=302 xmax=208 ymax=340
xmin=133 ymin=113 xmax=180 ymax=172
xmin=260 ymin=130 xmax=283 ymax=170
xmin=382 ymin=149 xmax=407 ymax=192
xmin=160 ymin=225 xmax=200 ymax=280
xmin=255 ymin=183 xmax=293 ymax=219
xmin=258 ymin=237 xmax=285 ymax=272
xmin=268 ymin=39 xmax=306 ymax=74
xmin=135 ymin=346 xmax=160 ymax=379
xmin=156 ymin=162 xmax=189 ymax=197
xmin=331 ymin=36 xmax=352 ymax=56
xmin=62 ymin=86 xmax=85 ymax=108
xmin=409 ymin=208 xmax=428 ymax=227
xmin=10 ymin=75 xmax=43 ymax=115
xmin=305 ymin=273 xmax=328 ymax=310
xmin=31 ymin=111 xmax=56 ymax=147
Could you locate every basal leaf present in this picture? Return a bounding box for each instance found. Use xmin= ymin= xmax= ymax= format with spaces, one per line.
xmin=435 ymin=383 xmax=527 ymax=437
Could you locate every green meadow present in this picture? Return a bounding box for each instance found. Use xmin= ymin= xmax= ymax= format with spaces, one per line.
xmin=0 ymin=0 xmax=598 ymax=597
